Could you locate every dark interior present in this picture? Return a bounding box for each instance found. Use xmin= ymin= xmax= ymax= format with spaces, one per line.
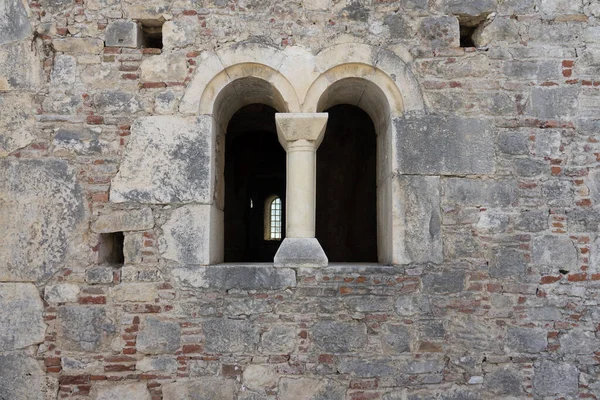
xmin=224 ymin=104 xmax=286 ymax=262
xmin=316 ymin=104 xmax=377 ymax=262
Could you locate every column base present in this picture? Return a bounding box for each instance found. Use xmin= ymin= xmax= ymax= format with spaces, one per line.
xmin=274 ymin=238 xmax=328 ymax=268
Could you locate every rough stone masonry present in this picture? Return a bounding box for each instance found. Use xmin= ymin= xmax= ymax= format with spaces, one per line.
xmin=0 ymin=0 xmax=599 ymax=399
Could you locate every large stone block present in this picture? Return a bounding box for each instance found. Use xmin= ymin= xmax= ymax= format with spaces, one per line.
xmin=442 ymin=178 xmax=516 ymax=207
xmin=53 ymin=126 xmax=104 ymax=156
xmin=338 ymin=358 xmax=397 ymax=377
xmin=163 ymin=20 xmax=199 ymax=48
xmin=94 ymin=382 xmax=151 ymax=400
xmin=0 ymin=352 xmax=55 ymax=400
xmin=312 ymin=321 xmax=367 ymax=353
xmin=173 ymin=265 xmax=296 ymax=290
xmin=489 ymin=247 xmax=526 ymax=278
xmin=203 ymin=319 xmax=259 ymax=353
xmin=0 ymin=40 xmax=41 ymax=91
xmin=443 ymin=0 xmax=496 ymax=16
xmin=422 ymin=271 xmax=465 ymax=293
xmin=50 ymin=54 xmax=76 ymax=86
xmin=140 ymin=52 xmax=188 ymax=82
xmin=0 ymin=0 xmax=31 ymax=45
xmin=559 ymin=330 xmax=600 ymax=355
xmin=528 ymin=86 xmax=579 ymax=120
xmin=505 ymin=328 xmax=547 ymax=353
xmin=419 ymin=16 xmax=460 ymax=48
xmin=278 ymin=377 xmax=346 ymax=400
xmin=383 ymin=323 xmax=411 ymax=353
xmin=0 ymin=93 xmax=35 ymax=156
xmin=273 ymin=238 xmax=328 ymax=268
xmin=160 ymin=205 xmax=221 ymax=265
xmin=94 ymin=90 xmax=142 ymax=115
xmin=534 ymin=360 xmax=578 ymax=396
xmin=393 ymin=175 xmax=443 ymax=264
xmin=53 ymin=38 xmax=104 ymax=54
xmin=260 ymin=325 xmax=296 ymax=353
xmin=484 ymin=367 xmax=522 ymax=396
xmin=532 ymin=235 xmax=577 ymax=271
xmin=93 ymin=208 xmax=154 ymax=233
xmin=395 ymin=115 xmax=494 ymax=175
xmin=0 ymin=159 xmax=85 ymax=282
xmin=111 ymin=116 xmax=213 ymax=204
xmin=162 ymin=378 xmax=238 ymax=400
xmin=137 ymin=318 xmax=181 ymax=354
xmin=56 ymin=306 xmax=117 ymax=352
xmin=0 ymin=283 xmax=45 ymax=351
xmin=105 ymin=20 xmax=142 ymax=48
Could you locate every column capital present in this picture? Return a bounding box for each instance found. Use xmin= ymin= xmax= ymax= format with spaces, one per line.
xmin=275 ymin=113 xmax=328 ymax=151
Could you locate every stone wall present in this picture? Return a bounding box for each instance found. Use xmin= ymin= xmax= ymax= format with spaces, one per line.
xmin=1 ymin=0 xmax=599 ymax=398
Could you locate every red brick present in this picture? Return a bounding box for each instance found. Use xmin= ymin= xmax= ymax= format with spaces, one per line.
xmin=567 ymin=273 xmax=587 ymax=282
xmin=540 ymin=275 xmax=561 ymax=284
xmin=104 ymin=364 xmax=135 ymax=372
xmin=86 ymin=115 xmax=104 ymax=125
xmin=45 ymin=357 xmax=61 ymax=367
xmin=182 ymin=344 xmax=202 ymax=353
xmin=59 ymin=375 xmax=90 ymax=385
xmin=78 ymin=296 xmax=106 ymax=304
xmin=142 ymin=82 xmax=167 ymax=89
xmin=222 ymin=364 xmax=242 ymax=376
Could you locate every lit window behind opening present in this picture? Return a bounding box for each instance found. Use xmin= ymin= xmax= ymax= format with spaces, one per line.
xmin=269 ymin=197 xmax=282 ymax=240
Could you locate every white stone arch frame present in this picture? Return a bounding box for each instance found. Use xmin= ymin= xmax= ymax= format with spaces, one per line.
xmin=179 ymin=41 xmax=425 ymax=265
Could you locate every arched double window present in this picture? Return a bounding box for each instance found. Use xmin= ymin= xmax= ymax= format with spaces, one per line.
xmin=265 ymin=196 xmax=282 ymax=241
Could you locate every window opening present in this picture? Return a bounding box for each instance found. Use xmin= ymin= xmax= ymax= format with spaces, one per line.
xmin=266 ymin=197 xmax=282 ymax=240
xmin=98 ymin=232 xmax=124 ymax=265
xmin=139 ymin=20 xmax=164 ymax=49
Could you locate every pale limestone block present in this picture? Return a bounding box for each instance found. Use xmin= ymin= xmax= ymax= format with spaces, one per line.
xmin=110 ymin=116 xmax=213 ymax=204
xmin=0 ymin=93 xmax=35 ymax=157
xmin=0 ymin=0 xmax=31 ymax=45
xmin=140 ymin=52 xmax=187 ymax=82
xmin=242 ymin=364 xmax=279 ymax=392
xmin=279 ymin=46 xmax=319 ymax=103
xmin=162 ymin=20 xmax=199 ymax=48
xmin=0 ymin=283 xmax=45 ymax=351
xmin=302 ymin=0 xmax=331 ymax=10
xmin=179 ymin=51 xmax=225 ymax=114
xmin=0 ymin=353 xmax=54 ymax=400
xmin=110 ymin=283 xmax=158 ymax=302
xmin=0 ymin=40 xmax=42 ymax=91
xmin=94 ymin=382 xmax=151 ymax=400
xmin=162 ymin=378 xmax=238 ymax=400
xmin=44 ymin=283 xmax=80 ymax=303
xmin=53 ymin=38 xmax=104 ymax=54
xmin=92 ymin=208 xmax=154 ymax=233
xmin=278 ymin=377 xmax=346 ymax=400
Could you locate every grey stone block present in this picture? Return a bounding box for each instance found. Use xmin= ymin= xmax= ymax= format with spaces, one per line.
xmin=529 ymin=86 xmax=579 ymax=120
xmin=514 ymin=159 xmax=545 ymax=177
xmin=137 ymin=318 xmax=181 ymax=354
xmin=0 ymin=283 xmax=45 ymax=351
xmin=384 ymin=14 xmax=414 ymax=39
xmin=54 ymin=127 xmax=102 ymax=156
xmin=274 ymin=238 xmax=328 ymax=267
xmin=383 ymin=324 xmax=411 ymax=353
xmin=395 ymin=116 xmax=494 ymax=175
xmin=260 ymin=325 xmax=296 ymax=354
xmin=94 ymin=90 xmax=142 ymax=114
xmin=589 ymin=169 xmax=600 ymax=205
xmin=443 ymin=178 xmax=516 ymax=207
xmin=94 ymin=382 xmax=151 ymax=400
xmin=395 ymin=295 xmax=431 ymax=317
xmin=278 ymin=377 xmax=345 ymax=400
xmin=312 ymin=321 xmax=367 ymax=353
xmin=50 ymin=55 xmax=76 ymax=86
xmin=0 ymin=93 xmax=34 ymax=156
xmin=489 ymin=247 xmax=526 ymax=278
xmin=443 ymin=0 xmax=497 ymax=16
xmin=419 ymin=16 xmax=460 ymax=48
xmin=559 ymin=330 xmax=600 ymax=355
xmin=395 ymin=176 xmax=443 ymax=264
xmin=206 ymin=265 xmax=296 ymax=290
xmin=85 ymin=266 xmax=115 ymax=284
xmin=541 ymin=180 xmax=572 ymax=206
xmin=422 ymin=271 xmax=465 ymax=293
xmin=160 ymin=205 xmax=215 ymax=265
xmin=93 ymin=208 xmax=154 ymax=233
xmin=0 ymin=0 xmax=31 ymax=45
xmin=111 ymin=116 xmax=213 ymax=204
xmin=56 ymin=306 xmax=116 ymax=351
xmin=532 ymin=235 xmax=577 ymax=270
xmin=162 ymin=377 xmax=238 ymax=400
xmin=566 ymin=209 xmax=600 ymax=232
xmin=534 ymin=360 xmax=578 ymax=396
xmin=0 ymin=353 xmax=53 ymax=400
xmin=203 ymin=319 xmax=259 ymax=353
xmin=484 ymin=367 xmax=523 ymax=396
xmin=338 ymin=358 xmax=397 ymax=377
xmin=345 ymin=295 xmax=394 ymax=312
xmin=514 ymin=210 xmax=548 ymax=232
xmin=137 ymin=356 xmax=178 ymax=373
xmin=0 ymin=160 xmax=85 ymax=282
xmin=505 ymin=328 xmax=547 ymax=353
xmin=497 ymin=131 xmax=529 ymax=155
xmin=105 ymin=20 xmax=142 ymax=48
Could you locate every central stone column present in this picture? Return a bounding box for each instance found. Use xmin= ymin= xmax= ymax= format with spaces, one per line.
xmin=274 ymin=113 xmax=328 ymax=267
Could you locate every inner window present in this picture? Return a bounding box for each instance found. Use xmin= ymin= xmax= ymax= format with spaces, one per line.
xmin=265 ymin=196 xmax=282 ymax=240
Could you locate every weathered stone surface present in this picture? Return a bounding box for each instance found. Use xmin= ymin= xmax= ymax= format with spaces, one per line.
xmin=140 ymin=53 xmax=188 ymax=82
xmin=529 ymin=86 xmax=579 ymax=120
xmin=395 ymin=115 xmax=494 ymax=175
xmin=105 ymin=20 xmax=142 ymax=48
xmin=532 ymin=235 xmax=577 ymax=270
xmin=312 ymin=321 xmax=367 ymax=353
xmin=40 ymin=0 xmax=73 ymax=12
xmin=566 ymin=209 xmax=600 ymax=232
xmin=173 ymin=265 xmax=295 ymax=290
xmin=260 ymin=325 xmax=296 ymax=353
xmin=338 ymin=358 xmax=397 ymax=377
xmin=443 ymin=0 xmax=496 ymax=16
xmin=0 ymin=0 xmax=31 ymax=45
xmin=111 ymin=116 xmax=212 ymax=204
xmin=589 ymin=169 xmax=600 ymax=205
xmin=0 ymin=283 xmax=45 ymax=351
xmin=422 ymin=271 xmax=465 ymax=293
xmin=541 ymin=180 xmax=572 ymax=206
xmin=497 ymin=131 xmax=529 ymax=155
xmin=93 ymin=90 xmax=142 ymax=114
xmin=419 ymin=17 xmax=459 ymax=48
xmin=384 ymin=14 xmax=415 ymax=40
xmin=137 ymin=356 xmax=178 ymax=373
xmin=394 ymin=176 xmax=443 ymax=264
xmin=274 ymin=238 xmax=328 ymax=267
xmin=278 ymin=377 xmax=346 ymax=400
xmin=514 ymin=210 xmax=547 ymax=232
xmin=137 ymin=318 xmax=181 ymax=354
xmin=484 ymin=367 xmax=522 ymax=396
xmin=505 ymin=328 xmax=547 ymax=353
xmin=85 ymin=266 xmax=115 ymax=284
xmin=44 ymin=283 xmax=80 ymax=303
xmin=345 ymin=295 xmax=394 ymax=312
xmin=53 ymin=126 xmax=104 ymax=156
xmin=0 ymin=352 xmax=54 ymax=400
xmin=94 ymin=382 xmax=151 ymax=400
xmin=56 ymin=306 xmax=116 ymax=351
xmin=514 ymin=159 xmax=545 ymax=177
xmin=534 ymin=360 xmax=578 ymax=396
xmin=0 ymin=93 xmax=35 ymax=156
xmin=111 ymin=283 xmax=158 ymax=302
xmin=242 ymin=364 xmax=278 ymax=391
xmin=93 ymin=208 xmax=154 ymax=233
xmin=53 ymin=38 xmax=104 ymax=53
xmin=383 ymin=324 xmax=411 ymax=353
xmin=163 ymin=20 xmax=199 ymax=48
xmin=0 ymin=41 xmax=41 ymax=91
xmin=472 ymin=17 xmax=519 ymax=47
xmin=395 ymin=295 xmax=431 ymax=317
xmin=203 ymin=319 xmax=259 ymax=353
xmin=443 ymin=178 xmax=516 ymax=207
xmin=489 ymin=247 xmax=526 ymax=278
xmin=50 ymin=55 xmax=76 ymax=86
xmin=0 ymin=160 xmax=84 ymax=281
xmin=162 ymin=377 xmax=238 ymax=400
xmin=559 ymin=330 xmax=600 ymax=355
